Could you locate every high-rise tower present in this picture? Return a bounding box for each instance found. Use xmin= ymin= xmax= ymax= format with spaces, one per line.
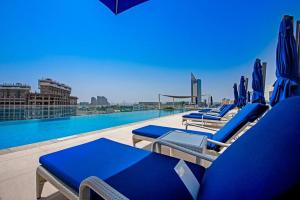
xmin=191 ymin=73 xmax=202 ymax=106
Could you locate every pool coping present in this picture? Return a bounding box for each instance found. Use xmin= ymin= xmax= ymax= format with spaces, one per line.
xmin=0 ymin=111 xmax=190 ymax=155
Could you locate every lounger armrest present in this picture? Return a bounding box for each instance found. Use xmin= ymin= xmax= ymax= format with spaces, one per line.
xmin=185 ymin=122 xmax=219 ymax=131
xmin=79 ymin=176 xmax=129 ymax=200
xmin=151 ymin=140 xmax=217 ymax=162
xmin=185 ymin=120 xmax=226 ymax=130
xmin=202 ymin=113 xmax=221 ymax=118
xmin=202 ymin=115 xmax=226 ymax=121
xmin=207 ymin=139 xmax=230 ymax=147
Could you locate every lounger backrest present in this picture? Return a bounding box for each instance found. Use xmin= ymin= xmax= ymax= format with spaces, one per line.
xmin=219 ymin=104 xmax=227 ymax=111
xmin=209 ymin=103 xmax=268 ymax=151
xmin=199 ymin=96 xmax=300 ymax=200
xmin=218 ymin=104 xmax=235 ymax=117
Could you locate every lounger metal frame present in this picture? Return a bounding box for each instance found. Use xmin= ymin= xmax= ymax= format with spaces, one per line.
xmin=184 ymin=120 xmax=227 ymax=130
xmin=36 ymin=140 xmax=216 ymax=200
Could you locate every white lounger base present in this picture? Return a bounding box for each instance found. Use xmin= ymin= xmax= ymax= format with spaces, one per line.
xmin=36 ymin=166 xmax=129 ymax=200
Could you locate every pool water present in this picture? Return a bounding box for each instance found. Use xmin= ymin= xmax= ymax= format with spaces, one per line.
xmin=0 ymin=110 xmax=185 ymax=150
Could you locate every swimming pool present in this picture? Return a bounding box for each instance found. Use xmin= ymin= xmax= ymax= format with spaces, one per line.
xmin=0 ymin=109 xmax=185 ymax=150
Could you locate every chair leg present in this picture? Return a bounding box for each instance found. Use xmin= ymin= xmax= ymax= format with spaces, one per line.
xmin=170 ymin=148 xmax=174 ymax=156
xmin=132 ymin=136 xmax=141 ymax=147
xmin=36 ymin=171 xmax=46 ymax=199
xmin=196 ymin=157 xmax=201 ymax=165
xmin=157 ymin=144 xmax=162 ymax=154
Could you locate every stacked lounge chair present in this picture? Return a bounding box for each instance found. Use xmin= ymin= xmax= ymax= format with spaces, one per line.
xmin=132 ymin=103 xmax=268 ymax=152
xmin=36 ymin=96 xmax=300 ymax=200
xmin=182 ymin=104 xmax=236 ymax=128
xmin=197 ymin=104 xmax=227 ymax=114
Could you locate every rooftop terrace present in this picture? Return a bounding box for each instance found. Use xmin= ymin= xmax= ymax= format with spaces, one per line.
xmin=0 ymin=111 xmax=214 ymax=200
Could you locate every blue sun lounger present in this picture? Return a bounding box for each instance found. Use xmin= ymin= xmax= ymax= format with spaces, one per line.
xmin=198 ymin=104 xmax=227 ymax=114
xmin=182 ymin=104 xmax=236 ymax=126
xmin=36 ymin=97 xmax=300 ymax=200
xmin=132 ymin=103 xmax=268 ymax=151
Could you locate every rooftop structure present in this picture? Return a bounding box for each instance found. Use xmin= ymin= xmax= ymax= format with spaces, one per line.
xmin=0 ymin=83 xmax=31 ymax=90
xmin=39 ymin=78 xmax=71 ymax=96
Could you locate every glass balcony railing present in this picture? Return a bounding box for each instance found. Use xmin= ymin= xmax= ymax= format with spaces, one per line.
xmin=0 ymin=105 xmax=77 ymax=121
xmin=0 ymin=104 xmax=189 ymax=121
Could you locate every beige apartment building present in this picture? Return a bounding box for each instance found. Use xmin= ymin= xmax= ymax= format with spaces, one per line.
xmin=0 ymin=79 xmax=78 ymax=120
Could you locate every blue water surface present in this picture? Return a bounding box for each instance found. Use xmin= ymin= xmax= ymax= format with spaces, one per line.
xmin=0 ymin=110 xmax=184 ymax=150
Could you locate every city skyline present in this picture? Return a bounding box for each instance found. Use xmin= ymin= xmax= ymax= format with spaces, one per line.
xmin=1 ymin=0 xmax=300 ymax=103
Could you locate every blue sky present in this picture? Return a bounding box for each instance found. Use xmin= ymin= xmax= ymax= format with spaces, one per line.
xmin=0 ymin=0 xmax=300 ymax=103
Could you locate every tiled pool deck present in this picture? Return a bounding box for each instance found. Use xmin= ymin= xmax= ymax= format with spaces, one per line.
xmin=0 ymin=112 xmax=214 ymax=200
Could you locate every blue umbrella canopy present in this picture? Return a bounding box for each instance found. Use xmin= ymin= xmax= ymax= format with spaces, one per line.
xmin=99 ymin=0 xmax=148 ymax=14
xmin=237 ymin=76 xmax=247 ymax=108
xmin=252 ymin=59 xmax=266 ymax=104
xmin=233 ymin=83 xmax=238 ymax=105
xmin=269 ymin=15 xmax=300 ymax=106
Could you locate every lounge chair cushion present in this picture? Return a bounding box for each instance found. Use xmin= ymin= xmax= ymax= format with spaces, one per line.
xmin=40 ymin=138 xmax=205 ymax=200
xmin=132 ymin=125 xmax=213 ymax=139
xmin=199 ymin=97 xmax=300 ymax=200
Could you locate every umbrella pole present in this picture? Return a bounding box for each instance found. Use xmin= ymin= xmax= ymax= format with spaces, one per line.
xmin=297 ymin=20 xmax=300 ymax=70
xmin=115 ymin=0 xmax=119 ymax=14
xmin=262 ymin=62 xmax=267 ymax=94
xmin=245 ymin=77 xmax=249 ymax=92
